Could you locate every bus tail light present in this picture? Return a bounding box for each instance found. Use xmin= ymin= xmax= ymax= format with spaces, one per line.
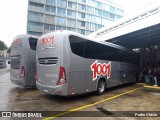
xmin=20 ymin=66 xmax=25 ymax=78
xmin=35 ymin=66 xmax=38 ymax=81
xmin=57 ymin=66 xmax=66 ymax=85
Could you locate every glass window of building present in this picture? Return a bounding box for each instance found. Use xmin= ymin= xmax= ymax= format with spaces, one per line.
xmin=56 ymin=25 xmax=66 ymax=30
xmin=28 ymin=21 xmax=43 ymax=32
xmin=56 ymin=17 xmax=66 ymax=25
xmin=46 ymin=0 xmax=56 ymax=6
xmin=96 ymin=1 xmax=102 ymax=9
xmin=96 ymin=9 xmax=103 ymax=17
xmin=68 ymin=1 xmax=76 ymax=10
xmin=29 ymin=2 xmax=44 ymax=8
xmin=90 ymin=23 xmax=95 ymax=31
xmin=81 ymin=21 xmax=85 ymax=27
xmin=86 ymin=22 xmax=90 ymax=29
xmin=45 ymin=5 xmax=56 ymax=13
xmin=28 ymin=31 xmax=42 ymax=36
xmin=81 ymin=13 xmax=85 ymax=18
xmin=67 ymin=10 xmax=76 ymax=18
xmin=86 ymin=30 xmax=90 ymax=35
xmin=45 ymin=5 xmax=50 ymax=11
xmin=110 ymin=6 xmax=116 ymax=13
xmin=44 ymin=24 xmax=55 ymax=30
xmin=102 ymin=18 xmax=108 ymax=25
xmin=117 ymin=9 xmax=124 ymax=16
xmin=81 ymin=29 xmax=85 ymax=34
xmin=88 ymin=0 xmax=95 ymax=7
xmin=115 ymin=15 xmax=122 ymax=20
xmin=87 ymin=6 xmax=95 ymax=14
xmin=44 ymin=24 xmax=50 ymax=30
xmin=103 ymin=11 xmax=109 ymax=18
xmin=110 ymin=13 xmax=115 ymax=19
xmin=87 ymin=14 xmax=95 ymax=23
xmin=78 ymin=4 xmax=86 ymax=11
xmin=95 ymin=24 xmax=98 ymax=30
xmin=78 ymin=12 xmax=86 ymax=19
xmin=28 ymin=11 xmax=44 ymax=22
xmin=77 ymin=29 xmax=85 ymax=34
xmin=98 ymin=24 xmax=103 ymax=29
xmin=67 ymin=18 xmax=76 ymax=27
xmin=57 ymin=0 xmax=67 ymax=8
xmin=95 ymin=16 xmax=101 ymax=24
xmin=78 ymin=0 xmax=86 ymax=3
xmin=103 ymin=4 xmax=110 ymax=11
xmin=57 ymin=7 xmax=66 ymax=16
xmin=67 ymin=27 xmax=76 ymax=32
xmin=45 ymin=15 xmax=55 ymax=23
xmin=28 ymin=21 xmax=43 ymax=27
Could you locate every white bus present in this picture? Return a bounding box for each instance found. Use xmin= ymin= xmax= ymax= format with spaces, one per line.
xmin=36 ymin=30 xmax=138 ymax=96
xmin=10 ymin=35 xmax=38 ymax=88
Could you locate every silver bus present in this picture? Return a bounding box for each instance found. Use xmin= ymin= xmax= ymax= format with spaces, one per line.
xmin=36 ymin=30 xmax=138 ymax=96
xmin=10 ymin=35 xmax=38 ymax=88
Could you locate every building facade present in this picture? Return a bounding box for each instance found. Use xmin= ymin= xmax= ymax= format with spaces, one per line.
xmin=27 ymin=0 xmax=124 ymax=36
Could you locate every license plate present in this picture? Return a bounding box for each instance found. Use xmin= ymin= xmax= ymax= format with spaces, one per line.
xmin=43 ymin=89 xmax=49 ymax=93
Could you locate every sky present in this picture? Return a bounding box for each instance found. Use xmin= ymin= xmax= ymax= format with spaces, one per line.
xmin=0 ymin=0 xmax=158 ymax=47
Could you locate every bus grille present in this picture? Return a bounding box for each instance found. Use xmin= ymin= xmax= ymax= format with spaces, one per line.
xmin=38 ymin=57 xmax=58 ymax=65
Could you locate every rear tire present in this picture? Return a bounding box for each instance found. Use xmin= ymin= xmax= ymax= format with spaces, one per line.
xmin=96 ymin=80 xmax=106 ymax=95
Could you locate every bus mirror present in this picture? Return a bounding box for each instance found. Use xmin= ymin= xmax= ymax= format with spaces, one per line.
xmin=8 ymin=61 xmax=10 ymax=64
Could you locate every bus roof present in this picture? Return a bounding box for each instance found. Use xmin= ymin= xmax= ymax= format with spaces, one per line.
xmin=40 ymin=30 xmax=135 ymax=54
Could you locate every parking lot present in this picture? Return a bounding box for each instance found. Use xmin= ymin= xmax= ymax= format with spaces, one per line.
xmin=0 ymin=70 xmax=160 ymax=120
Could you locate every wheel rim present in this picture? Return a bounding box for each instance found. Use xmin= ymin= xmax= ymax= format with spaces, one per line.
xmin=99 ymin=82 xmax=105 ymax=93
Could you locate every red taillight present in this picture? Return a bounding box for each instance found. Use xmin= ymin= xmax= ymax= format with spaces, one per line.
xmin=35 ymin=66 xmax=38 ymax=81
xmin=56 ymin=66 xmax=66 ymax=85
xmin=20 ymin=66 xmax=25 ymax=78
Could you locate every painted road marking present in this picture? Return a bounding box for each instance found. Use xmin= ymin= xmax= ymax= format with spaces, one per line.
xmin=17 ymin=90 xmax=41 ymax=96
xmin=43 ymin=87 xmax=142 ymax=120
xmin=136 ymin=83 xmax=146 ymax=86
xmin=143 ymin=85 xmax=160 ymax=89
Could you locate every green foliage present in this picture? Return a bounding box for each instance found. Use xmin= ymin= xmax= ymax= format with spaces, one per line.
xmin=0 ymin=40 xmax=8 ymax=50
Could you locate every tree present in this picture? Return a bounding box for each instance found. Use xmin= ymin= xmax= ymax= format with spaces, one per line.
xmin=0 ymin=40 xmax=8 ymax=50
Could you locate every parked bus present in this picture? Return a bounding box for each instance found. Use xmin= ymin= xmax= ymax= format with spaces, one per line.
xmin=10 ymin=35 xmax=38 ymax=88
xmin=36 ymin=30 xmax=138 ymax=96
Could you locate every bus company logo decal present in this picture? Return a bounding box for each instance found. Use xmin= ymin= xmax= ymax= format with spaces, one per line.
xmin=91 ymin=60 xmax=111 ymax=81
xmin=41 ymin=36 xmax=54 ymax=47
xmin=12 ymin=39 xmax=20 ymax=45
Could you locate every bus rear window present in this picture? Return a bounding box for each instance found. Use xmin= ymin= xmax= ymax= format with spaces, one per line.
xmin=29 ymin=37 xmax=38 ymax=51
xmin=11 ymin=56 xmax=20 ymax=69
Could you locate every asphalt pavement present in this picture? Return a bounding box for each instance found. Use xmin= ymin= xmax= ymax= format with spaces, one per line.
xmin=0 ymin=69 xmax=9 ymax=76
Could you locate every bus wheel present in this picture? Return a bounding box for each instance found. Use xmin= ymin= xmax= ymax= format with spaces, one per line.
xmin=96 ymin=80 xmax=106 ymax=95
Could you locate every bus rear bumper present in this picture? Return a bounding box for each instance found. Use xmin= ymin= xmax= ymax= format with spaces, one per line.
xmin=36 ymin=81 xmax=67 ymax=96
xmin=10 ymin=78 xmax=22 ymax=86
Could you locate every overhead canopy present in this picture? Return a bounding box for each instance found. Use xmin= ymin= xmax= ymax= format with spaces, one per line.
xmin=107 ymin=23 xmax=160 ymax=49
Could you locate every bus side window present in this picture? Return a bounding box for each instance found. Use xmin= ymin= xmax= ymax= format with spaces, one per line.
xmin=84 ymin=41 xmax=95 ymax=59
xmin=69 ymin=35 xmax=85 ymax=57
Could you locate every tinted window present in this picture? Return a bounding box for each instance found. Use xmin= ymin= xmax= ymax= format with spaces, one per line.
xmin=11 ymin=56 xmax=20 ymax=69
xmin=69 ymin=35 xmax=137 ymax=63
xmin=69 ymin=35 xmax=86 ymax=57
xmin=29 ymin=37 xmax=38 ymax=50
